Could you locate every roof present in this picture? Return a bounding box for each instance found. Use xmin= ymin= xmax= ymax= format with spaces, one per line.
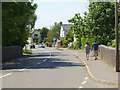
xmin=61 ymin=24 xmax=72 ymax=31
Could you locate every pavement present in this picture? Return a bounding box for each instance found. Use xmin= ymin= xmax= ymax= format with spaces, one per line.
xmin=63 ymin=49 xmax=119 ymax=86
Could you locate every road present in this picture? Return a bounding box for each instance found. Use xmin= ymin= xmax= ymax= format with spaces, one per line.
xmin=2 ymin=47 xmax=115 ymax=88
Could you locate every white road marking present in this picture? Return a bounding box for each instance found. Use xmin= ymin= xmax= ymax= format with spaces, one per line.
xmin=0 ymin=73 xmax=12 ymax=78
xmin=43 ymin=59 xmax=47 ymax=61
xmin=18 ymin=69 xmax=25 ymax=71
xmin=37 ymin=62 xmax=41 ymax=64
xmin=85 ymin=77 xmax=88 ymax=80
xmin=45 ymin=49 xmax=52 ymax=58
xmin=18 ymin=67 xmax=30 ymax=71
xmin=79 ymin=86 xmax=83 ymax=88
xmin=81 ymin=81 xmax=87 ymax=85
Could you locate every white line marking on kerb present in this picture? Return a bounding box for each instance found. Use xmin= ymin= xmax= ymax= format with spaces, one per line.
xmin=0 ymin=73 xmax=12 ymax=78
xmin=79 ymin=86 xmax=83 ymax=88
xmin=82 ymin=81 xmax=87 ymax=85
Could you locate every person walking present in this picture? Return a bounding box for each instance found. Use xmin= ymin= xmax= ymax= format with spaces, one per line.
xmin=85 ymin=42 xmax=90 ymax=60
xmin=91 ymin=40 xmax=99 ymax=60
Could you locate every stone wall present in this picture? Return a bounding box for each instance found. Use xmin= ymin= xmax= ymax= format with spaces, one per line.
xmin=98 ymin=45 xmax=120 ymax=67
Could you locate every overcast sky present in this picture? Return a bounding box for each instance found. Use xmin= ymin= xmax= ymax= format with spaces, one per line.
xmin=33 ymin=0 xmax=89 ymax=29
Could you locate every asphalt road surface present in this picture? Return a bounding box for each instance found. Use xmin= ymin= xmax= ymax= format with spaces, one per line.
xmin=1 ymin=47 xmax=116 ymax=88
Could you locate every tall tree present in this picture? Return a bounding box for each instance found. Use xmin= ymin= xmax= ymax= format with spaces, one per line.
xmin=39 ymin=27 xmax=49 ymax=43
xmin=50 ymin=22 xmax=61 ymax=38
xmin=2 ymin=2 xmax=37 ymax=47
xmin=65 ymin=26 xmax=74 ymax=42
xmin=68 ymin=13 xmax=84 ymax=46
xmin=88 ymin=2 xmax=115 ymax=45
xmin=47 ymin=30 xmax=54 ymax=42
xmin=46 ymin=22 xmax=61 ymax=43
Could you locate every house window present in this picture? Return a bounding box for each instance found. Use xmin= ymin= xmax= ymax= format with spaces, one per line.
xmin=34 ymin=34 xmax=38 ymax=38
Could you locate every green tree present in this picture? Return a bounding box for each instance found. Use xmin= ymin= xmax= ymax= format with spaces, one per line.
xmin=65 ymin=26 xmax=74 ymax=43
xmin=2 ymin=2 xmax=37 ymax=47
xmin=68 ymin=13 xmax=84 ymax=47
xmin=47 ymin=30 xmax=54 ymax=42
xmin=50 ymin=22 xmax=61 ymax=38
xmin=39 ymin=27 xmax=49 ymax=43
xmin=46 ymin=22 xmax=61 ymax=43
xmin=88 ymin=2 xmax=115 ymax=45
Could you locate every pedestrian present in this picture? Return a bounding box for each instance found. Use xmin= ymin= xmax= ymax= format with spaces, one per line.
xmin=85 ymin=42 xmax=90 ymax=60
xmin=91 ymin=40 xmax=99 ymax=60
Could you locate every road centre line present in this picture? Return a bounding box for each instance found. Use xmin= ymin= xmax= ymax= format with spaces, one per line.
xmin=37 ymin=62 xmax=41 ymax=64
xmin=81 ymin=81 xmax=87 ymax=85
xmin=1 ymin=49 xmax=52 ymax=78
xmin=0 ymin=73 xmax=12 ymax=78
xmin=44 ymin=49 xmax=52 ymax=58
xmin=85 ymin=77 xmax=88 ymax=80
xmin=18 ymin=49 xmax=51 ymax=72
xmin=43 ymin=59 xmax=47 ymax=61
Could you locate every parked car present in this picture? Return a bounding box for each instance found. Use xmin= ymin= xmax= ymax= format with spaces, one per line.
xmin=38 ymin=44 xmax=45 ymax=48
xmin=30 ymin=44 xmax=35 ymax=49
xmin=48 ymin=44 xmax=52 ymax=47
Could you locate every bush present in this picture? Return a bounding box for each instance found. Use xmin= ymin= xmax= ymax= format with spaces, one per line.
xmin=44 ymin=42 xmax=48 ymax=45
xmin=72 ymin=39 xmax=81 ymax=50
xmin=81 ymin=38 xmax=94 ymax=49
xmin=60 ymin=38 xmax=69 ymax=47
xmin=63 ymin=40 xmax=69 ymax=47
xmin=107 ymin=39 xmax=115 ymax=47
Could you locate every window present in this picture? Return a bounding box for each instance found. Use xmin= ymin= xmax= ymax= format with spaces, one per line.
xmin=34 ymin=34 xmax=38 ymax=38
xmin=34 ymin=34 xmax=38 ymax=37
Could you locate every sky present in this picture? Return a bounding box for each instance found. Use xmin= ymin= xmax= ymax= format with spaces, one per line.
xmin=33 ymin=0 xmax=89 ymax=29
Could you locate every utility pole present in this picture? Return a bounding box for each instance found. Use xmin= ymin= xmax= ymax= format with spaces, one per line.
xmin=115 ymin=0 xmax=119 ymax=72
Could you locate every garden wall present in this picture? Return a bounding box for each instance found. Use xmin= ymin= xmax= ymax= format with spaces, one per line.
xmin=2 ymin=46 xmax=22 ymax=63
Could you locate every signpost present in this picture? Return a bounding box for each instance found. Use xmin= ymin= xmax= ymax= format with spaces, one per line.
xmin=115 ymin=0 xmax=119 ymax=72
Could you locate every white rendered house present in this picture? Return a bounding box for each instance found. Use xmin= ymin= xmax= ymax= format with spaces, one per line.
xmin=60 ymin=24 xmax=72 ymax=38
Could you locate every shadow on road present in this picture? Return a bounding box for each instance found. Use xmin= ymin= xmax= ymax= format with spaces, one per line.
xmin=2 ymin=52 xmax=85 ymax=70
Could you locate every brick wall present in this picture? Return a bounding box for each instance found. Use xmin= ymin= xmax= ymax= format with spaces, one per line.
xmin=98 ymin=45 xmax=120 ymax=67
xmin=2 ymin=46 xmax=22 ymax=63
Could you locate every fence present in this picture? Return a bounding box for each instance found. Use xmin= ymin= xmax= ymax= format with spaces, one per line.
xmin=2 ymin=46 xmax=23 ymax=63
xmin=98 ymin=45 xmax=120 ymax=67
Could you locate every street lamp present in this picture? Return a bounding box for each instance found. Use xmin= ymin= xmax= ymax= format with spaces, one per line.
xmin=115 ymin=0 xmax=119 ymax=72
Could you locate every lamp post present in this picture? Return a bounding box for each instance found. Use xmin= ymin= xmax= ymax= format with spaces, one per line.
xmin=115 ymin=0 xmax=119 ymax=72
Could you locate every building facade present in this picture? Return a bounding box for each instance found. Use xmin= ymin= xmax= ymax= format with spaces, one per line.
xmin=27 ymin=29 xmax=40 ymax=44
xmin=60 ymin=24 xmax=72 ymax=38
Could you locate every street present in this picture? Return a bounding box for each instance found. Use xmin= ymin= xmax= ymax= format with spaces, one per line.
xmin=1 ymin=47 xmax=117 ymax=88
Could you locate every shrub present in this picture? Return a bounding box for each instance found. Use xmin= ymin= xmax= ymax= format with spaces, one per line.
xmin=107 ymin=39 xmax=115 ymax=47
xmin=81 ymin=38 xmax=94 ymax=49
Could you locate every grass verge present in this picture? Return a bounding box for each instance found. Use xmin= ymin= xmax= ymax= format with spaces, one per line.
xmin=23 ymin=49 xmax=32 ymax=55
xmin=56 ymin=48 xmax=64 ymax=51
xmin=67 ymin=48 xmax=85 ymax=51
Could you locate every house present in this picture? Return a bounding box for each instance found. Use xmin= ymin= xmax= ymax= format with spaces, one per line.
xmin=27 ymin=29 xmax=40 ymax=44
xmin=60 ymin=24 xmax=72 ymax=38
